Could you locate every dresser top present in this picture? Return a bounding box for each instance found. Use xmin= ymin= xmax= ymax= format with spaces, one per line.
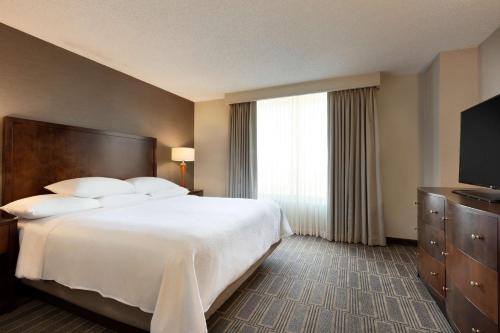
xmin=419 ymin=187 xmax=500 ymax=216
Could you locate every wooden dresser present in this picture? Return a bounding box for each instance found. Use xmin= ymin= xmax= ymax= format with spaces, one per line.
xmin=418 ymin=188 xmax=500 ymax=333
xmin=188 ymin=189 xmax=204 ymax=196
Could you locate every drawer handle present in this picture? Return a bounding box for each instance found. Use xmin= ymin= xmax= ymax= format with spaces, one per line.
xmin=430 ymin=271 xmax=438 ymax=276
xmin=429 ymin=210 xmax=438 ymax=214
xmin=469 ymin=281 xmax=481 ymax=287
xmin=429 ymin=240 xmax=438 ymax=246
xmin=472 ymin=328 xmax=481 ymax=333
xmin=471 ymin=234 xmax=483 ymax=240
xmin=441 ymin=251 xmax=448 ymax=256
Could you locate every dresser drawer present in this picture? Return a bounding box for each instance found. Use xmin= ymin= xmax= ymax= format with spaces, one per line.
xmin=418 ymin=191 xmax=445 ymax=230
xmin=418 ymin=247 xmax=445 ymax=298
xmin=418 ymin=223 xmax=445 ymax=263
xmin=446 ymin=280 xmax=498 ymax=333
xmin=0 ymin=225 xmax=9 ymax=255
xmin=446 ymin=244 xmax=498 ymax=323
xmin=446 ymin=202 xmax=498 ymax=271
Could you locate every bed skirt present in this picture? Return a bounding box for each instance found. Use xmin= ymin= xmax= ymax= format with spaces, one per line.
xmin=21 ymin=240 xmax=281 ymax=331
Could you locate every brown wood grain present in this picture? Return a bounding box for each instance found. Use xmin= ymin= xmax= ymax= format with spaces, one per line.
xmin=419 ymin=187 xmax=500 ymax=217
xmin=418 ymin=223 xmax=446 ymax=263
xmin=417 ymin=247 xmax=445 ymax=298
xmin=447 ymin=201 xmax=498 ymax=270
xmin=188 ymin=189 xmax=204 ymax=196
xmin=446 ymin=243 xmax=498 ymax=323
xmin=418 ymin=190 xmax=445 ymax=230
xmin=446 ymin=280 xmax=498 ymax=333
xmin=0 ymin=225 xmax=8 ymax=254
xmin=2 ymin=117 xmax=157 ymax=205
xmin=418 ymin=187 xmax=500 ymax=331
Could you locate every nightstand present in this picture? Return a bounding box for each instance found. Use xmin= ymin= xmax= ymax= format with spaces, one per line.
xmin=0 ymin=212 xmax=18 ymax=314
xmin=188 ymin=189 xmax=204 ymax=196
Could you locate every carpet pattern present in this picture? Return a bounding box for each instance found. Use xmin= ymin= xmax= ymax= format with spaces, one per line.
xmin=0 ymin=236 xmax=452 ymax=333
xmin=0 ymin=299 xmax=113 ymax=333
xmin=207 ymin=236 xmax=452 ymax=333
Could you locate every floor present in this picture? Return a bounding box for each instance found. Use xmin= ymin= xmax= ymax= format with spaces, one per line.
xmin=0 ymin=236 xmax=452 ymax=333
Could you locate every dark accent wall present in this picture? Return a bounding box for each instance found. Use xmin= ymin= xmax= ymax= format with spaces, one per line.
xmin=0 ymin=23 xmax=194 ymax=189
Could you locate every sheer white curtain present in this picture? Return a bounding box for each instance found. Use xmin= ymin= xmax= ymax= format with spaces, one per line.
xmin=257 ymin=92 xmax=328 ymax=238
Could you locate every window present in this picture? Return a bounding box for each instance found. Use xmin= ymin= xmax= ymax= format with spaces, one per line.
xmin=257 ymin=92 xmax=328 ymax=237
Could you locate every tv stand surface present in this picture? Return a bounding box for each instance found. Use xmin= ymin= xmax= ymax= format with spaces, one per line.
xmin=452 ymin=189 xmax=500 ymax=203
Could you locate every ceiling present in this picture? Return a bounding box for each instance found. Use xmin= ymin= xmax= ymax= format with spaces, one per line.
xmin=1 ymin=1 xmax=500 ymax=102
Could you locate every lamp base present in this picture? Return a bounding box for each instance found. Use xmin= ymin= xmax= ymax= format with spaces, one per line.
xmin=179 ymin=161 xmax=187 ymax=187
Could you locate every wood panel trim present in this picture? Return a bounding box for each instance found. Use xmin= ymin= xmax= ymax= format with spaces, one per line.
xmin=418 ymin=187 xmax=500 ymax=330
xmin=419 ymin=187 xmax=500 ymax=217
xmin=417 ymin=247 xmax=445 ymax=298
xmin=2 ymin=116 xmax=157 ymax=204
xmin=418 ymin=223 xmax=445 ymax=263
xmin=418 ymin=190 xmax=445 ymax=230
xmin=446 ymin=280 xmax=498 ymax=333
xmin=447 ymin=243 xmax=498 ymax=323
xmin=446 ymin=201 xmax=498 ymax=270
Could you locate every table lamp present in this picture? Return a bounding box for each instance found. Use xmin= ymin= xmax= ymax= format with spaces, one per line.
xmin=171 ymin=147 xmax=195 ymax=187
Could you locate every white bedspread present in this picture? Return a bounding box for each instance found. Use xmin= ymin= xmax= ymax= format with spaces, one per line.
xmin=16 ymin=195 xmax=292 ymax=333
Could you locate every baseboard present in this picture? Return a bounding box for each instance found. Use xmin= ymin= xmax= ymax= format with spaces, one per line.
xmin=386 ymin=237 xmax=417 ymax=246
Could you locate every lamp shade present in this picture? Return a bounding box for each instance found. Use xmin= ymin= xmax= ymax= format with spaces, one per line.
xmin=171 ymin=147 xmax=195 ymax=162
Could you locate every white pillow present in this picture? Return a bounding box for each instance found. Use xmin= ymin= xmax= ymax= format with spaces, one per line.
xmin=149 ymin=187 xmax=189 ymax=199
xmin=1 ymin=194 xmax=100 ymax=219
xmin=126 ymin=177 xmax=178 ymax=194
xmin=98 ymin=193 xmax=149 ymax=208
xmin=45 ymin=177 xmax=135 ymax=198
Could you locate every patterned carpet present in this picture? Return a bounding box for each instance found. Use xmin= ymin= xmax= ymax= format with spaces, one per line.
xmin=207 ymin=236 xmax=452 ymax=333
xmin=0 ymin=300 xmax=113 ymax=333
xmin=0 ymin=236 xmax=452 ymax=333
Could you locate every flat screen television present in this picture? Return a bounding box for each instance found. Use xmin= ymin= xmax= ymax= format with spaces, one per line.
xmin=454 ymin=94 xmax=500 ymax=202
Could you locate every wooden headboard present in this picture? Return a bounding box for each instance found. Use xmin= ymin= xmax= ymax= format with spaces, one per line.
xmin=2 ymin=117 xmax=157 ymax=204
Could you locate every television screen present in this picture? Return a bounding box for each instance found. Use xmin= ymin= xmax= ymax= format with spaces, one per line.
xmin=459 ymin=94 xmax=500 ymax=188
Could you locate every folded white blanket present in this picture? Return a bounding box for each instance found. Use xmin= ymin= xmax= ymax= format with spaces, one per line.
xmin=16 ymin=195 xmax=292 ymax=333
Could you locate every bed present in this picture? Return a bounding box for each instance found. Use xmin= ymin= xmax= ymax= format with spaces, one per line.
xmin=2 ymin=116 xmax=291 ymax=333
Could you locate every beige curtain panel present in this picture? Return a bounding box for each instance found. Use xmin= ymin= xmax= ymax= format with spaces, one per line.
xmin=228 ymin=101 xmax=258 ymax=198
xmin=327 ymin=87 xmax=385 ymax=245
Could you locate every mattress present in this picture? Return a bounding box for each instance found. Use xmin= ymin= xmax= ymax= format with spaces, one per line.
xmin=16 ymin=195 xmax=292 ymax=333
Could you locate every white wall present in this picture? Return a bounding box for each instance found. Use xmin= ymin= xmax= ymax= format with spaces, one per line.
xmin=439 ymin=48 xmax=480 ymax=187
xmin=194 ymin=99 xmax=230 ymax=196
xmin=418 ymin=48 xmax=480 ymax=187
xmin=378 ymin=74 xmax=420 ymax=240
xmin=195 ymin=74 xmax=422 ymax=239
xmin=480 ymin=27 xmax=500 ymax=101
xmin=417 ymin=30 xmax=500 ymax=189
xmin=193 ymin=28 xmax=500 ymax=241
xmin=419 ymin=58 xmax=441 ymax=186
xmin=225 ymin=73 xmax=380 ymax=104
